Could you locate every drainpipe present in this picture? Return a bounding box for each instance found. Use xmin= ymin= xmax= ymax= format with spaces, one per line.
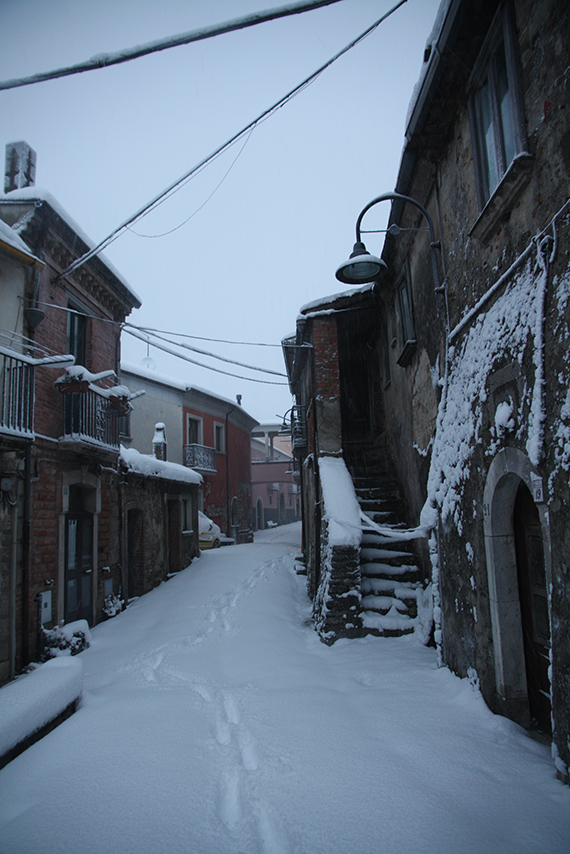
xmin=225 ymin=406 xmax=234 ymax=538
xmin=22 ymin=443 xmax=32 ymax=665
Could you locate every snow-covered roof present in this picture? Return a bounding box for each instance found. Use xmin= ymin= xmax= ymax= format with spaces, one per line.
xmin=120 ymin=445 xmax=202 ymax=485
xmin=0 ymin=216 xmax=44 ymax=268
xmin=299 ymin=282 xmax=375 ymax=316
xmin=404 ymin=0 xmax=453 ymax=138
xmin=0 ymin=187 xmax=141 ymax=305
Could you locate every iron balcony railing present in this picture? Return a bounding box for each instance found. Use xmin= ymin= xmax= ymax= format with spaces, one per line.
xmin=0 ymin=351 xmax=34 ymax=438
xmin=63 ymin=389 xmax=120 ymax=449
xmin=183 ymin=443 xmax=217 ymax=473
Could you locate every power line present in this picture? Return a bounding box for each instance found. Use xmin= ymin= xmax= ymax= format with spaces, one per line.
xmin=130 ymin=326 xmax=287 ymax=377
xmin=0 ymin=0 xmax=346 ymax=91
xmin=124 ymin=326 xmax=288 ymax=385
xmin=128 ymin=129 xmax=254 ymax=238
xmin=53 ymin=0 xmax=408 ymax=283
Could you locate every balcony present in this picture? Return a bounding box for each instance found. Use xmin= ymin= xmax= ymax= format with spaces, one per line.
xmin=183 ymin=443 xmax=217 ymax=473
xmin=62 ymin=389 xmax=120 ymax=449
xmin=0 ymin=350 xmax=34 ymax=439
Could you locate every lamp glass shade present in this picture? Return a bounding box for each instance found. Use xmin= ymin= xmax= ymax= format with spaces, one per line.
xmin=335 ymin=242 xmax=387 ymax=284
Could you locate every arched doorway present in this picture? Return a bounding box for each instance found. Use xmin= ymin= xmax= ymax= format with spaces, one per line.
xmin=483 ymin=448 xmax=551 ymax=730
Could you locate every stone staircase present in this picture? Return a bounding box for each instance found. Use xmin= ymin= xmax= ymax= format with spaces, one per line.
xmin=345 ymin=446 xmax=426 ymax=637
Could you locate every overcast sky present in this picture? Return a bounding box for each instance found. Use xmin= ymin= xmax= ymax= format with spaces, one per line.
xmin=1 ymin=0 xmax=440 ymax=424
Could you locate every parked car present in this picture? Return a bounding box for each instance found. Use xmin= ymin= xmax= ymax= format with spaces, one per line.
xmin=198 ymin=511 xmax=221 ymax=550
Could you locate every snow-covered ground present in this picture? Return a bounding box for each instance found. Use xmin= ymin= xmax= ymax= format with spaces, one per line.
xmin=1 ymin=522 xmax=568 ymax=854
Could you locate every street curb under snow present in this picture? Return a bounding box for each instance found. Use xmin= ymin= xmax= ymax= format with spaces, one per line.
xmin=0 ymin=657 xmax=83 ymax=768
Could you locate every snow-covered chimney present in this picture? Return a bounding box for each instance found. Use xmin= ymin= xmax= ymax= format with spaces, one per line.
xmin=153 ymin=422 xmax=167 ymax=461
xmin=4 ymin=141 xmax=37 ymax=194
xmin=236 ymin=395 xmax=242 ymax=406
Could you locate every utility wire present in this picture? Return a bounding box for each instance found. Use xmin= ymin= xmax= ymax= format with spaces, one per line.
xmin=135 ymin=327 xmax=287 ymax=376
xmin=129 ymin=129 xmax=254 ymax=238
xmin=54 ymin=0 xmax=408 ymax=283
xmin=124 ymin=327 xmax=288 ymax=385
xmin=34 ymin=300 xmax=284 ymax=347
xmin=0 ymin=0 xmax=346 ymax=91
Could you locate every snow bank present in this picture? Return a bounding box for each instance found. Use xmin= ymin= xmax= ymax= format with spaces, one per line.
xmin=120 ymin=445 xmax=202 ymax=484
xmin=0 ymin=657 xmax=83 ymax=758
xmin=319 ymin=455 xmax=361 ymax=547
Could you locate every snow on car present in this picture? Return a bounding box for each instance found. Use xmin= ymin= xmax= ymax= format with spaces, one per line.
xmin=198 ymin=511 xmax=221 ymax=549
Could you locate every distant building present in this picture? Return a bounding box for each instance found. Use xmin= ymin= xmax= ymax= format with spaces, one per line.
xmin=251 ymin=424 xmax=300 ymax=529
xmin=121 ymin=364 xmax=258 ymax=540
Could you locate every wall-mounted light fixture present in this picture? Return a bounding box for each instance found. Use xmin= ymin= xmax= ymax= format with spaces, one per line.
xmin=335 ymin=192 xmax=444 ymax=298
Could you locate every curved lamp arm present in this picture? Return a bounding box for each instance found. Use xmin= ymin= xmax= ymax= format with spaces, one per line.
xmin=354 ymin=192 xmax=443 ymax=294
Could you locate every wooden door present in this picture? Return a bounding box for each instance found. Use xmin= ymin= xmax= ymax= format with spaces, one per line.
xmin=513 ymin=483 xmax=551 ymax=734
xmin=65 ymin=511 xmax=93 ymax=624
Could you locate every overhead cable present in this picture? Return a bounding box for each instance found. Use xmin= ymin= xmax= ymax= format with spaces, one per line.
xmin=0 ymin=0 xmax=346 ymax=91
xmin=124 ymin=326 xmax=288 ymax=385
xmin=133 ymin=326 xmax=287 ymax=376
xmin=54 ymin=0 xmax=408 ymax=282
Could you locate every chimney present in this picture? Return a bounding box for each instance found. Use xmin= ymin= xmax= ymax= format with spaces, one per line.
xmin=152 ymin=422 xmax=167 ymax=461
xmin=236 ymin=395 xmax=242 ymax=406
xmin=4 ymin=141 xmax=37 ymax=194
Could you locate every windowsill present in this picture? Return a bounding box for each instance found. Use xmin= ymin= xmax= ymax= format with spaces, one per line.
xmin=470 ymin=152 xmax=534 ymax=243
xmin=397 ymin=339 xmax=417 ymax=368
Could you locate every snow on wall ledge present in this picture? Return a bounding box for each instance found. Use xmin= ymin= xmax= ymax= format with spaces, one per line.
xmin=318 ymin=455 xmax=361 ymax=547
xmin=0 ymin=657 xmax=83 ymax=758
xmin=120 ymin=445 xmax=202 ymax=485
xmin=426 ymin=252 xmax=547 ymax=535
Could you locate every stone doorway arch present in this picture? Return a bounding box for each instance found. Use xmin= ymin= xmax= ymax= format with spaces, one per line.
xmin=483 ymin=448 xmax=551 ymax=729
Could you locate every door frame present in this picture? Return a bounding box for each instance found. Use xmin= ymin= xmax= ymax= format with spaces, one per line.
xmin=483 ymin=447 xmax=551 ymax=728
xmin=58 ymin=469 xmax=100 ymax=626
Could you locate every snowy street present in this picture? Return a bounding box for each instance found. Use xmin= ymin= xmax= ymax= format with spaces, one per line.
xmin=0 ymin=522 xmax=568 ymax=854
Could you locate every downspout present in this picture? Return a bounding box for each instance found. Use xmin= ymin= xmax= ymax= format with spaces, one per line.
xmin=225 ymin=406 xmax=234 ymax=538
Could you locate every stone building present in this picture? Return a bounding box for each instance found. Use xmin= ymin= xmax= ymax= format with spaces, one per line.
xmin=284 ymin=0 xmax=570 ymax=782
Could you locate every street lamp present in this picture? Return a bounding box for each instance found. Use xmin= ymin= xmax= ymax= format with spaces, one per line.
xmin=335 ymin=192 xmax=444 ymax=297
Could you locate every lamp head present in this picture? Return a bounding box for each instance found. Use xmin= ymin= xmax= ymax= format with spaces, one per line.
xmin=335 ymin=241 xmax=387 ymax=285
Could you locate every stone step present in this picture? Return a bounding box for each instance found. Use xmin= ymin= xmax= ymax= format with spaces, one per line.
xmin=360 ymin=561 xmax=423 ymax=584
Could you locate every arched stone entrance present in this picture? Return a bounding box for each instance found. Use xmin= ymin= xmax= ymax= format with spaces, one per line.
xmin=483 ymin=448 xmax=551 ymax=730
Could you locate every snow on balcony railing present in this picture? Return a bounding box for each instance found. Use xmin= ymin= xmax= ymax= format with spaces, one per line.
xmin=183 ymin=443 xmax=217 ymax=473
xmin=0 ymin=350 xmax=34 ymax=437
xmin=63 ymin=388 xmax=120 ymax=449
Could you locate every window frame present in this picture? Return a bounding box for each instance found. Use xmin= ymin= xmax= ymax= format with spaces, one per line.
xmin=395 ymin=260 xmax=417 ymax=368
xmin=468 ymin=1 xmax=527 ymax=210
xmin=186 ymin=414 xmax=203 ymax=446
xmin=214 ymin=421 xmax=225 ymax=454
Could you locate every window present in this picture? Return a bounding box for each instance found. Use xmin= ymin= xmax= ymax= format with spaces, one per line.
xmin=469 ymin=3 xmax=527 ymax=208
xmin=67 ymin=302 xmax=87 ymax=366
xmin=187 ymin=416 xmax=202 ymax=445
xmin=214 ymin=422 xmax=225 ymax=453
xmin=182 ymin=497 xmax=193 ymax=532
xmin=395 ymin=261 xmax=416 ymax=368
